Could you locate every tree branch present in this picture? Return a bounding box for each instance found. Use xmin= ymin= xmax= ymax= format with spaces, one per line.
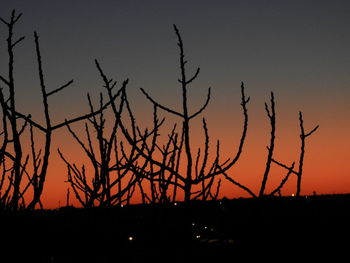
xmin=189 ymin=87 xmax=211 ymax=120
xmin=269 ymin=162 xmax=295 ymax=196
xmin=47 ymin=79 xmax=74 ymax=97
xmin=140 ymin=88 xmax=184 ymax=118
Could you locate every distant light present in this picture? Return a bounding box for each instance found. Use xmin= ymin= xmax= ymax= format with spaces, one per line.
xmin=292 ymin=194 xmax=295 ymax=197
xmin=210 ymin=228 xmax=214 ymax=232
xmin=219 ymin=201 xmax=222 ymax=205
xmin=128 ymin=236 xmax=133 ymax=241
xmin=174 ymin=202 xmax=177 ymax=206
xmin=204 ymin=226 xmax=208 ymax=230
xmin=196 ymin=235 xmax=201 ymax=239
xmin=121 ymin=204 xmax=124 ymax=208
xmin=192 ymin=222 xmax=195 ymax=226
xmin=227 ymin=239 xmax=235 ymax=244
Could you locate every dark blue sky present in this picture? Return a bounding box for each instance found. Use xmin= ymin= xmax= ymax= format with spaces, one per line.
xmin=1 ymin=1 xmax=349 ymax=111
xmin=1 ymin=1 xmax=349 ymax=105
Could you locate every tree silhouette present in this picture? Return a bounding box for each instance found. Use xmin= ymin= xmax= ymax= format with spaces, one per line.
xmin=102 ymin=24 xmax=250 ymax=203
xmin=259 ymin=92 xmax=276 ymax=197
xmin=58 ymin=76 xmax=142 ymax=208
xmin=272 ymin=112 xmax=319 ymax=196
xmin=139 ymin=24 xmax=211 ymax=201
xmin=0 ymin=10 xmax=320 ymax=209
xmin=0 ymin=10 xmax=121 ymax=210
xmin=223 ymin=92 xmax=318 ymax=197
xmin=0 ymin=10 xmax=26 ymax=210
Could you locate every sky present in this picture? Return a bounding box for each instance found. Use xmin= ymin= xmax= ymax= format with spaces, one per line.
xmin=0 ymin=0 xmax=349 ymax=208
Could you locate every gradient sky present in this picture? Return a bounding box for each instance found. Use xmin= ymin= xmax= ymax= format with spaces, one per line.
xmin=1 ymin=0 xmax=349 ymax=208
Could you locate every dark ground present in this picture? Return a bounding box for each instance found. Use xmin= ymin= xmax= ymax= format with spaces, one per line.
xmin=1 ymin=194 xmax=350 ymax=262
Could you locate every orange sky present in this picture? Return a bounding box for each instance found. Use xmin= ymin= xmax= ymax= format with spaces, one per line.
xmin=37 ymin=91 xmax=350 ymax=209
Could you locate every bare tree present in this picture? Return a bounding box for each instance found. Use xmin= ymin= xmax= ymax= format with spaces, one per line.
xmin=222 ymin=91 xmax=318 ymax=198
xmin=57 ymin=84 xmax=139 ymax=208
xmin=259 ymin=92 xmax=276 ymax=197
xmin=0 ymin=10 xmax=26 ymax=210
xmin=104 ymin=25 xmax=251 ymax=203
xmin=0 ymin=10 xmax=320 ymax=209
xmin=57 ymin=58 xmax=170 ymax=207
xmin=0 ymin=88 xmax=10 ymax=208
xmin=272 ymin=111 xmax=319 ymax=196
xmin=0 ymin=10 xmax=121 ymax=210
xmin=223 ymin=91 xmax=292 ymax=198
xmin=138 ymin=24 xmax=209 ymax=201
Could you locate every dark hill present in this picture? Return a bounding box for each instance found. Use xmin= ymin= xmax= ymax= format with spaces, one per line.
xmin=1 ymin=194 xmax=349 ymax=262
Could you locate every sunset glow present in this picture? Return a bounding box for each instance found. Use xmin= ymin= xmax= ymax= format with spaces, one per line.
xmin=1 ymin=1 xmax=349 ymax=209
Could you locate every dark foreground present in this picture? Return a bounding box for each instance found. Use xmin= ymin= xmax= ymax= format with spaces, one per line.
xmin=1 ymin=194 xmax=350 ymax=262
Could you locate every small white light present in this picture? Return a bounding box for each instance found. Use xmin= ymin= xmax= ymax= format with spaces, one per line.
xmin=204 ymin=226 xmax=208 ymax=230
xmin=210 ymin=228 xmax=214 ymax=232
xmin=196 ymin=235 xmax=201 ymax=239
xmin=292 ymin=194 xmax=295 ymax=197
xmin=174 ymin=202 xmax=177 ymax=206
xmin=192 ymin=222 xmax=195 ymax=226
xmin=121 ymin=204 xmax=124 ymax=208
xmin=128 ymin=236 xmax=133 ymax=241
